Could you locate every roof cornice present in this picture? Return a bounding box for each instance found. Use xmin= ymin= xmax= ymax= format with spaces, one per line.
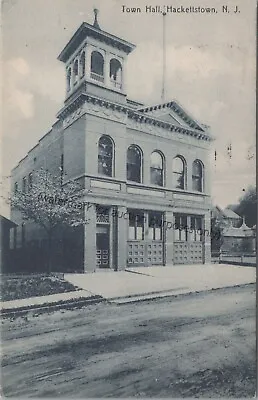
xmin=138 ymin=101 xmax=206 ymax=132
xmin=57 ymin=93 xmax=213 ymax=142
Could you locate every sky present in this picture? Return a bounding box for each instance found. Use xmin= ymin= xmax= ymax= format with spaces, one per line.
xmin=1 ymin=0 xmax=256 ymax=214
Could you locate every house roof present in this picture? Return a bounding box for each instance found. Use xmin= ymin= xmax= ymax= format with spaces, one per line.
xmin=211 ymin=205 xmax=241 ymax=220
xmin=223 ymin=219 xmax=254 ymax=237
xmin=0 ymin=215 xmax=17 ymax=228
xmin=222 ymin=208 xmax=241 ymax=219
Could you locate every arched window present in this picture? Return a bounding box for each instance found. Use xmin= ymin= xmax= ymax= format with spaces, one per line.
xmin=67 ymin=67 xmax=71 ymax=91
xmin=91 ymin=51 xmax=104 ymax=82
xmin=110 ymin=58 xmax=122 ymax=89
xmin=127 ymin=145 xmax=142 ymax=183
xmin=98 ymin=136 xmax=114 ymax=177
xmin=192 ymin=160 xmax=203 ymax=192
xmin=73 ymin=60 xmax=79 ymax=85
xmin=80 ymin=52 xmax=85 ymax=78
xmin=150 ymin=151 xmax=164 ymax=186
xmin=173 ymin=156 xmax=186 ymax=189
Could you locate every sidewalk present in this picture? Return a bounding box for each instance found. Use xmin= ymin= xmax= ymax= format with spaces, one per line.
xmin=1 ymin=264 xmax=255 ymax=313
xmin=1 ymin=289 xmax=102 ymax=314
xmin=65 ymin=264 xmax=256 ymax=303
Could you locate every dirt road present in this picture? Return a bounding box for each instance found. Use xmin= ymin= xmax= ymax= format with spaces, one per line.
xmin=1 ymin=284 xmax=256 ymax=398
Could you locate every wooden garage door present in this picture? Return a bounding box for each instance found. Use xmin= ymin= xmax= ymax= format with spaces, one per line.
xmin=127 ymin=241 xmax=164 ymax=266
xmin=173 ymin=242 xmax=204 ymax=264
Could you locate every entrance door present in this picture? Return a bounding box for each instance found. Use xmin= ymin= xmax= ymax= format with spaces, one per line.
xmin=96 ymin=225 xmax=110 ymax=268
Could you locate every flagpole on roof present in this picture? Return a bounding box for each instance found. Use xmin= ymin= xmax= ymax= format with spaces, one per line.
xmin=227 ymin=141 xmax=232 ymax=164
xmin=214 ymin=149 xmax=217 ymax=170
xmin=161 ymin=11 xmax=166 ymax=103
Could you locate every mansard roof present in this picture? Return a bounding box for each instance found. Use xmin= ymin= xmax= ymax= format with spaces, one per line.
xmin=58 ymin=22 xmax=135 ymax=63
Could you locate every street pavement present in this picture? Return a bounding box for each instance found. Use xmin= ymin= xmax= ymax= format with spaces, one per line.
xmin=2 ymin=284 xmax=256 ymax=398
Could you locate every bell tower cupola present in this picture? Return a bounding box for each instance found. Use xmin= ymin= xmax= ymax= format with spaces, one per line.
xmin=57 ymin=9 xmax=135 ymax=104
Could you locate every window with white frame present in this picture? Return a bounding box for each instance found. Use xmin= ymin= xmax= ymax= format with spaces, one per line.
xmin=189 ymin=216 xmax=203 ymax=241
xmin=127 ymin=145 xmax=142 ymax=183
xmin=67 ymin=67 xmax=72 ymax=91
xmin=174 ymin=215 xmax=187 ymax=241
xmin=128 ymin=211 xmax=144 ymax=240
xmin=80 ymin=52 xmax=85 ymax=78
xmin=98 ymin=136 xmax=114 ymax=177
xmin=73 ymin=60 xmax=79 ymax=85
xmin=192 ymin=159 xmax=203 ymax=192
xmin=150 ymin=151 xmax=164 ymax=186
xmin=91 ymin=51 xmax=104 ymax=82
xmin=148 ymin=212 xmax=163 ymax=240
xmin=173 ymin=156 xmax=186 ymax=189
xmin=110 ymin=58 xmax=122 ymax=88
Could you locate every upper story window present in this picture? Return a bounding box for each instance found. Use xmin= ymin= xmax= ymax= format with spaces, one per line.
xmin=150 ymin=151 xmax=164 ymax=186
xmin=91 ymin=51 xmax=104 ymax=82
xmin=28 ymin=173 xmax=33 ymax=191
xmin=14 ymin=182 xmax=18 ymax=193
xmin=127 ymin=145 xmax=142 ymax=183
xmin=67 ymin=67 xmax=72 ymax=91
xmin=98 ymin=135 xmax=114 ymax=177
xmin=22 ymin=177 xmax=27 ymax=193
xmin=110 ymin=58 xmax=122 ymax=89
xmin=173 ymin=156 xmax=186 ymax=189
xmin=192 ymin=159 xmax=203 ymax=192
xmin=73 ymin=60 xmax=79 ymax=85
xmin=80 ymin=52 xmax=85 ymax=78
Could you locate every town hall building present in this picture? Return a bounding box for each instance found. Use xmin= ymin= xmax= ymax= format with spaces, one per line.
xmin=10 ymin=11 xmax=213 ymax=273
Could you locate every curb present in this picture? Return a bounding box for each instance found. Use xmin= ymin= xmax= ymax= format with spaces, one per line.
xmin=108 ymin=286 xmax=188 ymax=302
xmin=110 ymin=282 xmax=256 ymax=305
xmin=1 ymin=282 xmax=255 ymax=316
xmin=1 ymin=296 xmax=104 ymax=318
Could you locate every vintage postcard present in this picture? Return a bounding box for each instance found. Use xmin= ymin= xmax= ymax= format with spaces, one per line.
xmin=1 ymin=0 xmax=256 ymax=397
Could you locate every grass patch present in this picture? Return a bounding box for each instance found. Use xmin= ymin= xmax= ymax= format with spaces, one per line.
xmin=1 ymin=275 xmax=79 ymax=302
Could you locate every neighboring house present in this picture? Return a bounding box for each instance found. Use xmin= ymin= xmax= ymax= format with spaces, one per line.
xmin=220 ymin=218 xmax=256 ymax=265
xmin=211 ymin=206 xmax=256 ymax=265
xmin=211 ymin=206 xmax=242 ymax=228
xmin=0 ymin=215 xmax=17 ymax=273
xmin=10 ymin=12 xmax=213 ymax=273
xmin=221 ymin=217 xmax=256 ymax=254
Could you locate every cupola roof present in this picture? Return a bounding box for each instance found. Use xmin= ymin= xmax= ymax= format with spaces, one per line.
xmin=58 ymin=11 xmax=135 ymax=62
